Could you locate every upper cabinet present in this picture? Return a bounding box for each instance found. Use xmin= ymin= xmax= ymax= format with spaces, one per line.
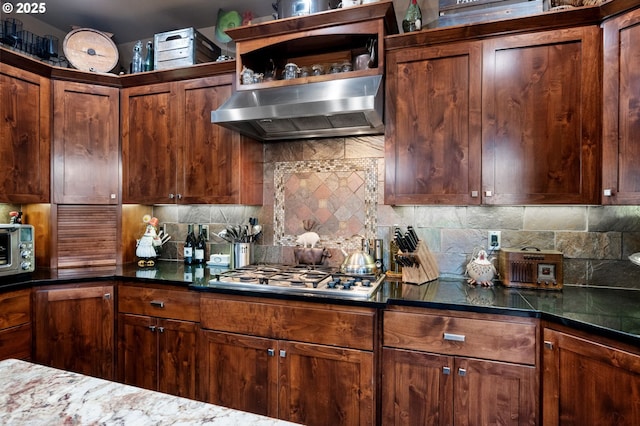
xmin=481 ymin=26 xmax=601 ymax=205
xmin=52 ymin=80 xmax=120 ymax=204
xmin=226 ymin=1 xmax=397 ymax=91
xmin=602 ymin=6 xmax=640 ymax=204
xmin=0 ymin=63 xmax=50 ymax=203
xmin=121 ymin=74 xmax=263 ymax=205
xmin=385 ymin=24 xmax=602 ymax=205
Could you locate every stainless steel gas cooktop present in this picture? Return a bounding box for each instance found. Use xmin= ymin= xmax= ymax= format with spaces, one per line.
xmin=203 ymin=265 xmax=385 ymax=299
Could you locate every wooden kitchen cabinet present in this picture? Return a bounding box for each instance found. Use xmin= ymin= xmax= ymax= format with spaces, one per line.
xmin=382 ymin=306 xmax=539 ymax=425
xmin=0 ymin=289 xmax=31 ymax=361
xmin=117 ymin=282 xmax=199 ymax=399
xmin=481 ymin=26 xmax=601 ymax=205
xmin=0 ymin=63 xmax=50 ymax=203
xmin=385 ymin=41 xmax=482 ymax=205
xmin=33 ymin=282 xmax=115 ymax=380
xmin=542 ymin=326 xmax=640 ymax=425
xmin=602 ymin=6 xmax=640 ymax=204
xmin=385 ymin=25 xmax=601 ymax=205
xmin=121 ymin=74 xmax=263 ymax=205
xmin=52 ymin=81 xmax=119 ymax=204
xmin=199 ymin=294 xmax=376 ymax=426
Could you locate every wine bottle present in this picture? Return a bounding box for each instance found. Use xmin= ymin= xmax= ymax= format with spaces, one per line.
xmin=402 ymin=0 xmax=422 ymax=33
xmin=143 ymin=40 xmax=154 ymax=72
xmin=131 ymin=40 xmax=143 ymax=73
xmin=184 ymin=224 xmax=196 ymax=264
xmin=195 ymin=224 xmax=206 ymax=264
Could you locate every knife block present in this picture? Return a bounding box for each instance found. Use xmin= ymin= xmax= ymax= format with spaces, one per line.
xmin=399 ymin=241 xmax=439 ymax=285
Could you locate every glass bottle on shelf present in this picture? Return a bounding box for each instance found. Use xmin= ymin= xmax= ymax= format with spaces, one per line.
xmin=143 ymin=40 xmax=154 ymax=72
xmin=402 ymin=0 xmax=422 ymax=33
xmin=184 ymin=224 xmax=196 ymax=265
xmin=195 ymin=224 xmax=206 ymax=264
xmin=131 ymin=40 xmax=143 ymax=73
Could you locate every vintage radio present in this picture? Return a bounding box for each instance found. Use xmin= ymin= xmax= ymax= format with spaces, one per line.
xmin=498 ymin=247 xmax=563 ymax=290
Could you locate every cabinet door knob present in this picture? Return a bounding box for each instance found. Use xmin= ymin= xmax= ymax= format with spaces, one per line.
xmin=603 ymin=189 xmax=613 ymax=197
xmin=443 ymin=366 xmax=451 ymax=375
xmin=444 ymin=333 xmax=465 ymax=342
xmin=458 ymin=368 xmax=467 ymax=376
xmin=157 ymin=327 xmax=165 ymax=333
xmin=104 ymin=293 xmax=111 ymax=300
xmin=169 ymin=193 xmax=175 ymax=199
xmin=484 ymin=190 xmax=492 ymax=197
xmin=176 ymin=194 xmax=183 ymax=200
xmin=279 ymin=350 xmax=287 ymax=358
xmin=267 ymin=348 xmax=275 ymax=357
xmin=471 ymin=191 xmax=479 ymax=198
xmin=544 ymin=341 xmax=554 ymax=350
xmin=150 ymin=300 xmax=165 ymax=308
xmin=149 ymin=325 xmax=156 ymax=332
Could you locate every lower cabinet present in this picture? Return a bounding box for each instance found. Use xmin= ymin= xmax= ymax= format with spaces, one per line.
xmin=33 ymin=282 xmax=114 ymax=379
xmin=382 ymin=306 xmax=539 ymax=425
xmin=543 ymin=326 xmax=640 ymax=425
xmin=198 ymin=294 xmax=376 ymax=426
xmin=0 ymin=288 xmax=31 ymax=361
xmin=117 ymin=282 xmax=200 ymax=399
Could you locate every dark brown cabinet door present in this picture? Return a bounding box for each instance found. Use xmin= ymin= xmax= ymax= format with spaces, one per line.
xmin=181 ymin=76 xmax=263 ymax=205
xmin=121 ymin=82 xmax=180 ymax=204
xmin=33 ymin=284 xmax=115 ymax=380
xmin=543 ymin=328 xmax=640 ymax=426
xmin=602 ymin=8 xmax=640 ymax=204
xmin=157 ymin=318 xmax=198 ymax=399
xmin=454 ymin=357 xmax=537 ymax=426
xmin=382 ymin=347 xmax=454 ymax=426
xmin=0 ymin=64 xmax=50 ymax=203
xmin=119 ymin=313 xmax=198 ymax=399
xmin=482 ymin=26 xmax=601 ymax=205
xmin=279 ymin=340 xmax=375 ymax=426
xmin=52 ymin=81 xmax=119 ymax=204
xmin=385 ymin=41 xmax=482 ymax=205
xmin=119 ymin=313 xmax=158 ymax=392
xmin=198 ymin=330 xmax=278 ymax=417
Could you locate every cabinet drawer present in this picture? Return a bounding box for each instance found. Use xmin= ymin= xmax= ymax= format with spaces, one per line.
xmin=0 ymin=323 xmax=31 ymax=361
xmin=201 ymin=295 xmax=376 ymax=351
xmin=384 ymin=310 xmax=537 ymax=365
xmin=118 ymin=284 xmax=200 ymax=322
xmin=0 ymin=289 xmax=31 ymax=329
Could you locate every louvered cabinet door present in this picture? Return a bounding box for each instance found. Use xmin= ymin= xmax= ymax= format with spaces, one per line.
xmin=54 ymin=205 xmax=118 ymax=268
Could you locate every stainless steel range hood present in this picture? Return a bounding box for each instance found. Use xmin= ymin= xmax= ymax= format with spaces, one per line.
xmin=211 ymin=75 xmax=384 ymax=141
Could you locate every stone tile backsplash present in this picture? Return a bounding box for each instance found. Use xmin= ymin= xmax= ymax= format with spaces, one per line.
xmin=153 ymin=135 xmax=640 ymax=289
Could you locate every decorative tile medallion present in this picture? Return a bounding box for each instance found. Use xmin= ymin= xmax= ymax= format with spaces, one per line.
xmin=274 ymin=159 xmax=377 ymax=250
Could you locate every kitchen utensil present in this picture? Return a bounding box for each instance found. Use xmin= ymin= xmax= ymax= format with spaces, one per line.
xmin=340 ymin=236 xmax=378 ymax=275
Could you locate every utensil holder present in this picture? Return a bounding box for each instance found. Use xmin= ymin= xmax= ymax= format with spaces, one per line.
xmin=233 ymin=243 xmax=251 ymax=268
xmin=399 ymin=241 xmax=439 ymax=285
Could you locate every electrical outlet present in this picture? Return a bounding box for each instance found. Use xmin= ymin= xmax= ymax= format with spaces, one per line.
xmin=201 ymin=225 xmax=210 ymax=241
xmin=488 ymin=230 xmax=501 ymax=250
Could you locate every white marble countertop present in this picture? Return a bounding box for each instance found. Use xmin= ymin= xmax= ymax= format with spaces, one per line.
xmin=0 ymin=359 xmax=299 ymax=425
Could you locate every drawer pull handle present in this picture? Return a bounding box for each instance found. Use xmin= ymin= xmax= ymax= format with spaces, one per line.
xmin=150 ymin=300 xmax=165 ymax=308
xmin=158 ymin=327 xmax=165 ymax=333
xmin=149 ymin=325 xmax=156 ymax=332
xmin=104 ymin=293 xmax=111 ymax=300
xmin=444 ymin=333 xmax=465 ymax=342
xmin=544 ymin=341 xmax=554 ymax=350
xmin=268 ymin=349 xmax=275 ymax=357
xmin=458 ymin=368 xmax=467 ymax=376
xmin=279 ymin=350 xmax=287 ymax=358
xmin=443 ymin=366 xmax=451 ymax=375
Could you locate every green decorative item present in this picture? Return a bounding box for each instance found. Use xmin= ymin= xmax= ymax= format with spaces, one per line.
xmin=215 ymin=9 xmax=242 ymax=44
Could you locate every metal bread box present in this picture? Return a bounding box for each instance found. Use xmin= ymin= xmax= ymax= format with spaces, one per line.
xmin=498 ymin=247 xmax=563 ymax=290
xmin=154 ymin=27 xmax=220 ymax=70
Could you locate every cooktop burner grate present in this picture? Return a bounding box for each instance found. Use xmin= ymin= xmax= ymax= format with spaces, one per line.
xmin=204 ymin=264 xmax=384 ymax=299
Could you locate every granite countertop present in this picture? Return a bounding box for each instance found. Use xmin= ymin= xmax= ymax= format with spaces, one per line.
xmin=12 ymin=260 xmax=640 ymax=347
xmin=0 ymin=359 xmax=298 ymax=425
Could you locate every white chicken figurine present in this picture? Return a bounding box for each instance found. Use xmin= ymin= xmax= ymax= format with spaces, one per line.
xmin=466 ymin=248 xmax=496 ymax=286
